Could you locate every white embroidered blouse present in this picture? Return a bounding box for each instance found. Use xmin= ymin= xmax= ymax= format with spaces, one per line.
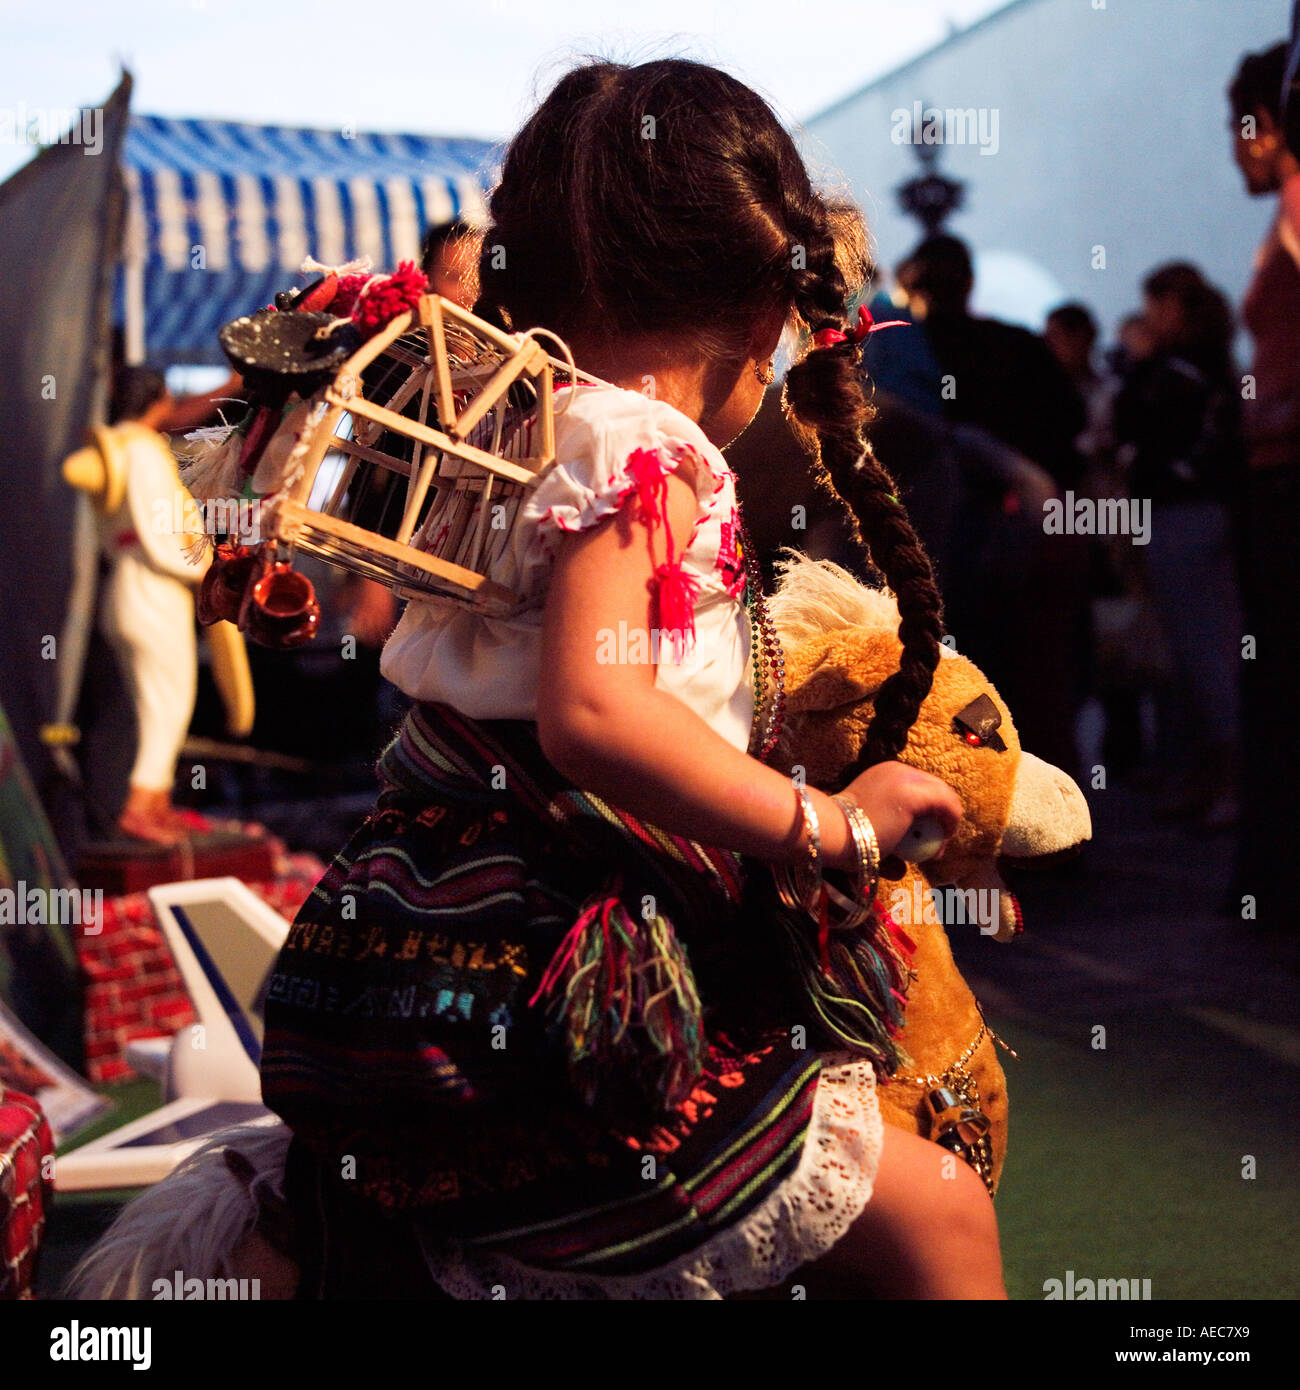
xmin=380 ymin=384 xmax=755 ymax=751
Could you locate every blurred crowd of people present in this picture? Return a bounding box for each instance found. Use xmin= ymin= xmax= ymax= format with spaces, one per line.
xmin=735 ymin=39 xmax=1299 ymax=929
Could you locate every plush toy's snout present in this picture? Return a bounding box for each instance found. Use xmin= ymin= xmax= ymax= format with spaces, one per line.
xmin=1000 ymin=751 xmax=1092 ymax=864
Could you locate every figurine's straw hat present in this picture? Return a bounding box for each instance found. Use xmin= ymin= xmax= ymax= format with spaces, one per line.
xmin=62 ymin=424 xmax=128 ymax=513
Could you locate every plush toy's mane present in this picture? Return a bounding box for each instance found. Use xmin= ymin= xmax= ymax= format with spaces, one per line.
xmin=767 ymin=551 xmax=900 ymax=647
xmin=768 ymin=551 xmax=956 ymax=662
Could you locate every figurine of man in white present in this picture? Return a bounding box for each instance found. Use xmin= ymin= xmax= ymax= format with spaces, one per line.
xmin=65 ymin=368 xmax=207 ymax=844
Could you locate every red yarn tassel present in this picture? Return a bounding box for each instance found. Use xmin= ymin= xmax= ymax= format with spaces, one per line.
xmin=527 ymin=900 xmax=600 ymax=1010
xmin=624 ymin=447 xmax=670 ymax=526
xmin=816 ymin=883 xmax=831 ymax=973
xmin=528 ymin=876 xmax=706 ymax=1111
xmin=623 ymin=447 xmax=700 ymax=660
xmin=652 ymin=561 xmax=700 ymax=661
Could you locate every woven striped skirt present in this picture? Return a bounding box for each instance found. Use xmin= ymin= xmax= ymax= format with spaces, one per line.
xmin=259 ymin=704 xmax=882 ymax=1296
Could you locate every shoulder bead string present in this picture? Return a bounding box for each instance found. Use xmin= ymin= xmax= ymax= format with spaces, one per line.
xmin=735 ymin=500 xmax=785 ymax=763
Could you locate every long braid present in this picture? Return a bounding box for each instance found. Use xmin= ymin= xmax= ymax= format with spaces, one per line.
xmin=782 ymin=205 xmax=945 ymax=774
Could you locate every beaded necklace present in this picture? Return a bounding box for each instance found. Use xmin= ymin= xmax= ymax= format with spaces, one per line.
xmin=736 ymin=499 xmax=786 ymax=762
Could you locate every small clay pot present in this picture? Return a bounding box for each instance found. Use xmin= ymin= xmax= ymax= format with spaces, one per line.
xmin=244 ymin=561 xmax=320 ymax=649
xmin=196 ymin=543 xmax=261 ymax=627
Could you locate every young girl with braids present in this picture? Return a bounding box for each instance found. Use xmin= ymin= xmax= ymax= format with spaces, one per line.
xmin=259 ymin=57 xmax=1005 ymax=1299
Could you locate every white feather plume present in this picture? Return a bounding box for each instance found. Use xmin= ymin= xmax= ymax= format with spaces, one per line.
xmin=177 ymin=424 xmax=244 ymax=506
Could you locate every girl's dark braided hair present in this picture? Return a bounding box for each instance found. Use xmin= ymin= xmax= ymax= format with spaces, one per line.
xmin=781 ymin=204 xmax=946 ymax=772
xmin=475 ymin=57 xmax=944 ymax=774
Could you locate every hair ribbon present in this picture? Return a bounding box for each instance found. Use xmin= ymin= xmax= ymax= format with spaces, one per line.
xmin=812 ymin=303 xmax=910 ymax=350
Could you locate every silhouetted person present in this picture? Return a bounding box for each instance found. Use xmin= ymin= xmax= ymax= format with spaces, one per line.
xmin=1113 ymin=264 xmax=1244 ymax=828
xmin=420 ymin=218 xmax=482 ymax=307
xmin=1228 ymin=42 xmax=1300 ymax=929
xmin=898 ymin=235 xmax=1086 ymax=490
xmin=1046 ymin=302 xmax=1107 ymax=455
xmin=879 ymin=242 xmax=1088 ymax=775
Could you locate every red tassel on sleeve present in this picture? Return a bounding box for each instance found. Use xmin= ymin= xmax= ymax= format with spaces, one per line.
xmin=653 ymin=561 xmax=700 ymax=663
xmin=623 ymin=447 xmax=699 ymax=661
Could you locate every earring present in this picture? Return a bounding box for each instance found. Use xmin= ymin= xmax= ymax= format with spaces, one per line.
xmin=754 ymin=358 xmax=775 ymax=386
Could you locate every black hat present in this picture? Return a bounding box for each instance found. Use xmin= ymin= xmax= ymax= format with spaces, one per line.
xmin=220 ymin=308 xmax=360 ymax=407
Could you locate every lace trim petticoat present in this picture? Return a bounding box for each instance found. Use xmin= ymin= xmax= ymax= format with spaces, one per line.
xmin=417 ymin=1053 xmax=883 ymax=1300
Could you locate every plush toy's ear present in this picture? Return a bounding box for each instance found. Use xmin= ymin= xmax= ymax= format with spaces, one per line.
xmin=783 ymin=630 xmax=901 ymax=715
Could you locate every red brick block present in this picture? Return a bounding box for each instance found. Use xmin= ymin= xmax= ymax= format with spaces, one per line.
xmin=150 ymin=1000 xmax=195 ymax=1027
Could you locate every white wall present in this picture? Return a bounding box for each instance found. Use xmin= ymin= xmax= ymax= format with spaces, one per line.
xmin=802 ymin=0 xmax=1288 ymax=340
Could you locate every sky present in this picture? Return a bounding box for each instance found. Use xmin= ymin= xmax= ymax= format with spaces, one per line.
xmin=0 ymin=0 xmax=1010 ymax=181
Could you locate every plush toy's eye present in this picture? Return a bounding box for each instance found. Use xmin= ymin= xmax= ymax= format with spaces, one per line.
xmin=953 ymin=694 xmax=1007 ymax=753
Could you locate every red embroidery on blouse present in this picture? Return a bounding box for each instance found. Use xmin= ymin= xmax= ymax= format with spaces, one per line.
xmin=531 ymin=437 xmax=734 ymax=662
xmin=716 ymin=508 xmax=745 ymax=600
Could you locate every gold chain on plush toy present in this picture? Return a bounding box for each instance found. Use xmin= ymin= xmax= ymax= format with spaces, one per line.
xmin=892 ymin=1009 xmax=1018 ymax=1197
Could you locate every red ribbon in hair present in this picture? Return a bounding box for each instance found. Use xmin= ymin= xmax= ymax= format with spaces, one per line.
xmin=812 ymin=303 xmax=910 ymax=350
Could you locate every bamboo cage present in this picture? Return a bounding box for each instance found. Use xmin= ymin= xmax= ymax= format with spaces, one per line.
xmin=257 ymin=295 xmax=598 ymax=616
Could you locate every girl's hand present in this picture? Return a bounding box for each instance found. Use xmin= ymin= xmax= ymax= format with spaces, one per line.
xmin=838 ymin=761 xmax=964 ymax=862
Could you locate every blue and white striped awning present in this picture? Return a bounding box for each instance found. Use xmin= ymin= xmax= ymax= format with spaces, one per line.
xmin=120 ymin=115 xmax=497 ymax=365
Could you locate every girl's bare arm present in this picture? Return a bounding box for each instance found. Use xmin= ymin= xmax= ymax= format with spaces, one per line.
xmin=536 ymin=471 xmax=962 ymax=868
